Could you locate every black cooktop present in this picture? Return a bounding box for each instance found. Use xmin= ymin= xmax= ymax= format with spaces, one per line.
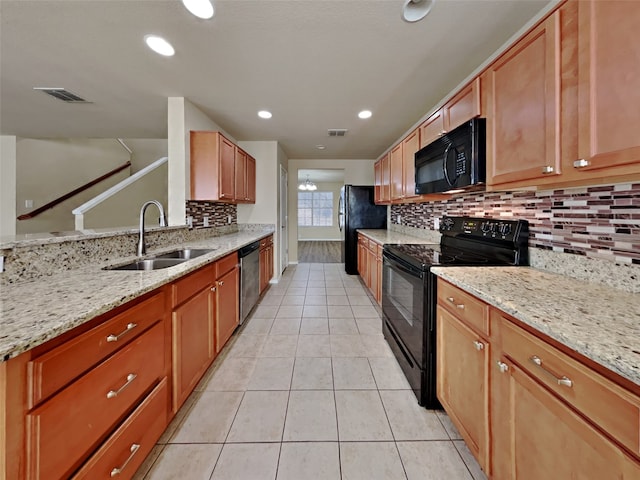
xmin=383 ymin=216 xmax=529 ymax=271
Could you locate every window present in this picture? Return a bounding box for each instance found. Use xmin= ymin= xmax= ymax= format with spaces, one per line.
xmin=298 ymin=191 xmax=333 ymax=227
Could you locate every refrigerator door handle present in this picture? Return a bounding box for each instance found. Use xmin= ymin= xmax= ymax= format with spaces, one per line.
xmin=338 ymin=195 xmax=344 ymax=232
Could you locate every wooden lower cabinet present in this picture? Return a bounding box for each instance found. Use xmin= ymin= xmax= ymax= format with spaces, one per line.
xmin=437 ymin=279 xmax=640 ymax=479
xmin=215 ymin=255 xmax=240 ymax=352
xmin=259 ymin=235 xmax=274 ymax=294
xmin=357 ymin=234 xmax=382 ymax=305
xmin=172 ymin=284 xmax=214 ymax=410
xmin=436 ymin=305 xmax=490 ymax=472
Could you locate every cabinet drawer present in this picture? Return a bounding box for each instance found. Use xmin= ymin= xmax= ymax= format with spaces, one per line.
xmin=28 ymin=292 xmax=165 ymax=408
xmin=72 ymin=377 xmax=168 ymax=480
xmin=499 ymin=313 xmax=640 ymax=456
xmin=172 ymin=264 xmax=214 ymax=307
xmin=26 ymin=323 xmax=165 ymax=480
xmin=216 ymin=252 xmax=238 ymax=278
xmin=437 ymin=280 xmax=489 ymax=336
xmin=368 ymin=239 xmax=379 ymax=251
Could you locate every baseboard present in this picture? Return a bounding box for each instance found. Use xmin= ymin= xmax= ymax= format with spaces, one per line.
xmin=298 ymin=239 xmax=342 ymax=242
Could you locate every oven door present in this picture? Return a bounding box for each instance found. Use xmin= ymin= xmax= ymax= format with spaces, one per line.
xmin=381 ymin=252 xmax=425 ymax=364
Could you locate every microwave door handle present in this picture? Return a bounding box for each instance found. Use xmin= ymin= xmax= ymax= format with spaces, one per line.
xmin=442 ymin=143 xmax=456 ymax=187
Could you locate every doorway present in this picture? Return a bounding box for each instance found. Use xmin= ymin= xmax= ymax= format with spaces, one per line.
xmin=296 ymin=168 xmax=344 ymax=263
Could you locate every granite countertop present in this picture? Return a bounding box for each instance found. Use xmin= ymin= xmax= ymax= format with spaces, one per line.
xmin=432 ymin=266 xmax=640 ymax=387
xmin=0 ymin=228 xmax=274 ymax=362
xmin=357 ymin=229 xmax=439 ymax=245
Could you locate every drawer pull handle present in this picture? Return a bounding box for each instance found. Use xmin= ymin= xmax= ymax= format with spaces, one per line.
xmin=447 ymin=297 xmax=465 ymax=309
xmin=530 ymin=356 xmax=573 ymax=388
xmin=110 ymin=443 xmax=140 ymax=477
xmin=107 ymin=373 xmax=137 ymax=399
xmin=541 ymin=165 xmax=554 ymax=174
xmin=497 ymin=361 xmax=509 ymax=373
xmin=107 ymin=323 xmax=137 ymax=342
xmin=573 ymin=158 xmax=590 ymax=169
xmin=473 ymin=341 xmax=484 ymax=351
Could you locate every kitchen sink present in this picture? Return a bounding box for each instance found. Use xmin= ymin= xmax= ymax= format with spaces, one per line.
xmin=155 ymin=248 xmax=216 ymax=260
xmin=105 ymin=258 xmax=188 ymax=271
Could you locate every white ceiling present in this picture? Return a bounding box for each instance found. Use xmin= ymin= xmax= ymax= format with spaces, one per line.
xmin=0 ymin=0 xmax=554 ymax=160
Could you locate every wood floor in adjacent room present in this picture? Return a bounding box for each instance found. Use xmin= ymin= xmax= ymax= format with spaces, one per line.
xmin=298 ymin=241 xmax=342 ymax=263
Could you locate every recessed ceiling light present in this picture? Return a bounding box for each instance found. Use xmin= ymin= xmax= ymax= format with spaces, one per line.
xmin=258 ymin=110 xmax=272 ymax=119
xmin=182 ymin=0 xmax=214 ymax=19
xmin=402 ymin=0 xmax=435 ymax=23
xmin=144 ymin=35 xmax=175 ymax=56
xmin=316 ymin=145 xmax=326 ymax=150
xmin=358 ymin=110 xmax=372 ymax=119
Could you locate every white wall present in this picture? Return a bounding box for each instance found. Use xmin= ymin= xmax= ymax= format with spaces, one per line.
xmin=287 ymin=158 xmax=376 ymax=263
xmin=0 ymin=136 xmax=17 ymax=237
xmin=297 ymin=181 xmax=343 ymax=241
xmin=167 ymin=97 xmax=236 ymax=226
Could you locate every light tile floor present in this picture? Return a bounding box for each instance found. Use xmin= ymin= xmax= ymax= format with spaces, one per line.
xmin=135 ymin=264 xmax=487 ymax=480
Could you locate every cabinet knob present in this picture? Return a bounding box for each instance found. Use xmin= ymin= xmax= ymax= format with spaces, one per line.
xmin=211 ymin=286 xmax=216 ymax=292
xmin=473 ymin=341 xmax=484 ymax=351
xmin=573 ymin=158 xmax=590 ymax=169
xmin=439 ymin=130 xmax=447 ymax=136
xmin=496 ymin=361 xmax=509 ymax=373
xmin=218 ymin=280 xmax=224 ymax=286
xmin=541 ymin=166 xmax=554 ymax=174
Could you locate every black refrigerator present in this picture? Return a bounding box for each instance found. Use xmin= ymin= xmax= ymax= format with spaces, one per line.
xmin=339 ymin=185 xmax=388 ymax=274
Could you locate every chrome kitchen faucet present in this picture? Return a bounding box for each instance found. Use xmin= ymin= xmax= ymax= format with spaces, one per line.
xmin=137 ymin=200 xmax=166 ymax=256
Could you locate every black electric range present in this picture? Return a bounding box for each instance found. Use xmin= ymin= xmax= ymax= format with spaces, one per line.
xmin=381 ymin=216 xmax=529 ymax=408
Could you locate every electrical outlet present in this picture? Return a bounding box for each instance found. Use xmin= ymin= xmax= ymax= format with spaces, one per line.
xmin=203 ymin=216 xmax=210 ymax=227
xmin=227 ymin=215 xmax=232 ymax=224
xmin=25 ymin=199 xmax=33 ymax=208
xmin=0 ymin=256 xmax=4 ymax=273
xmin=433 ymin=217 xmax=440 ymax=230
xmin=396 ymin=215 xmax=401 ymax=223
xmin=186 ymin=216 xmax=193 ymax=228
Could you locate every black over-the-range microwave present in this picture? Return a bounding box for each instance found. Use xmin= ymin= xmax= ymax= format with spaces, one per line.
xmin=414 ymin=117 xmax=486 ymax=195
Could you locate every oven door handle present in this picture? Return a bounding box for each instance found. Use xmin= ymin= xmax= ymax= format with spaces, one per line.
xmin=384 ymin=255 xmax=423 ymax=279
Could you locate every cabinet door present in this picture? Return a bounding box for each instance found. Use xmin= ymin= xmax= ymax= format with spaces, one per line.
xmin=492 ymin=358 xmax=640 ymax=480
xmin=219 ymin=135 xmax=236 ymax=200
xmin=374 ymin=160 xmax=382 ymax=204
xmin=246 ymin=155 xmax=256 ymax=203
xmin=380 ymin=153 xmax=391 ymax=203
xmin=485 ymin=12 xmax=561 ymax=186
xmin=402 ymin=129 xmax=420 ymax=200
xmin=390 ymin=143 xmax=403 ymax=201
xmin=574 ymin=1 xmax=640 ymax=176
xmin=437 ymin=306 xmax=489 ymax=471
xmin=445 ymin=78 xmax=481 ymax=131
xmin=367 ymin=244 xmax=378 ymax=300
xmin=419 ymin=109 xmax=445 ymax=148
xmin=216 ymin=266 xmax=239 ymax=352
xmin=234 ymin=148 xmax=247 ymax=202
xmin=172 ymin=287 xmax=214 ymax=410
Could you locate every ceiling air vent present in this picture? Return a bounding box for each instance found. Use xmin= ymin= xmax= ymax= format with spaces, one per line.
xmin=327 ymin=129 xmax=348 ymax=137
xmin=33 ymin=87 xmax=91 ymax=103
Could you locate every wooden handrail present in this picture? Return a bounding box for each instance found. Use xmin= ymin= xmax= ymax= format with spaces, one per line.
xmin=17 ymin=161 xmax=132 ymax=220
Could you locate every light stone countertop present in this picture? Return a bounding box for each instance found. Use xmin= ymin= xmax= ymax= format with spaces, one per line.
xmin=357 ymin=229 xmax=439 ymax=245
xmin=0 ymin=228 xmax=274 ymax=362
xmin=431 ymin=266 xmax=640 ymax=387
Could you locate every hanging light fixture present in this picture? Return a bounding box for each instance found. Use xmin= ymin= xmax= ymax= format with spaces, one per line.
xmin=298 ymin=176 xmax=318 ymax=191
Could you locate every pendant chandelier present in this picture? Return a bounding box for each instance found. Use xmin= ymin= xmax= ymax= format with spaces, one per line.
xmin=298 ymin=176 xmax=317 ymax=191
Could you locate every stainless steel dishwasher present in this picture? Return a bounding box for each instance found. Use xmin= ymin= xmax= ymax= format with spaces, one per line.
xmin=239 ymin=240 xmax=261 ymax=324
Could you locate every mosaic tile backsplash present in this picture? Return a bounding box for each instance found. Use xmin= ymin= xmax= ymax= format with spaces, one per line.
xmin=390 ymin=183 xmax=640 ymax=265
xmin=186 ymin=201 xmax=237 ymax=228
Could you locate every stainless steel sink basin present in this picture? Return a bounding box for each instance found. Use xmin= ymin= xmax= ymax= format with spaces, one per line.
xmin=155 ymin=248 xmax=216 ymax=260
xmin=105 ymin=258 xmax=188 ymax=271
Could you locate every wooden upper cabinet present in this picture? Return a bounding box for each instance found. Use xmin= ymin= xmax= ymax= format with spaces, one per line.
xmin=246 ymin=155 xmax=256 ymax=203
xmin=374 ymin=159 xmax=382 ymax=204
xmin=390 ymin=143 xmax=404 ymax=201
xmin=419 ymin=109 xmax=446 ymax=149
xmin=485 ymin=11 xmax=561 ymax=187
xmin=190 ymin=131 xmax=236 ymax=202
xmin=420 ymin=78 xmax=481 ymax=149
xmin=381 ymin=153 xmax=391 ymax=203
xmin=402 ymin=129 xmax=420 ymax=200
xmin=573 ymin=0 xmax=640 ymax=178
xmin=234 ymin=148 xmax=247 ymax=201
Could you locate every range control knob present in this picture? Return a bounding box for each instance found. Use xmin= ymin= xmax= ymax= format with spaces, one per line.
xmin=481 ymin=222 xmax=495 ymax=234
xmin=441 ymin=217 xmax=455 ymax=231
xmin=498 ymin=223 xmax=512 ymax=236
